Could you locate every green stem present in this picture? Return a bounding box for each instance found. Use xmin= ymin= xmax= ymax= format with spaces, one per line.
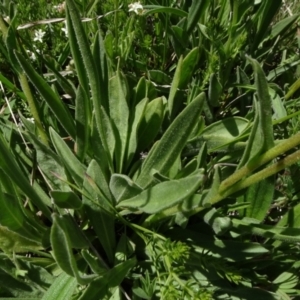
xmin=144 ymin=147 xmax=300 ymax=226
xmin=215 ymin=149 xmax=300 ymax=204
xmin=219 ymin=132 xmax=300 ymax=193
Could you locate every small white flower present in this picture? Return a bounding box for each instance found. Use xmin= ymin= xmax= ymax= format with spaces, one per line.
xmin=53 ymin=2 xmax=65 ymax=13
xmin=27 ymin=117 xmax=35 ymax=123
xmin=26 ymin=50 xmax=36 ymax=61
xmin=62 ymin=21 xmax=68 ymax=37
xmin=4 ymin=16 xmax=10 ymax=23
xmin=128 ymin=1 xmax=144 ymax=15
xmin=33 ymin=29 xmax=46 ymax=43
xmin=26 ymin=49 xmax=40 ymax=61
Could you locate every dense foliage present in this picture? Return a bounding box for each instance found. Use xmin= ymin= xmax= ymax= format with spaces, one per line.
xmin=0 ymin=0 xmax=300 ymax=299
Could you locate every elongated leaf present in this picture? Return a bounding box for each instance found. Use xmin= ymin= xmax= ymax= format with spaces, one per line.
xmin=143 ymin=6 xmax=188 ymax=18
xmin=109 ymin=69 xmax=130 ymax=172
xmin=240 ymin=57 xmax=274 ymax=221
xmin=178 ymin=47 xmax=199 ymax=88
xmin=0 ymin=72 xmax=26 ymax=100
xmin=14 ymin=51 xmax=76 ymax=139
xmin=107 ymin=258 xmax=136 ymax=287
xmin=66 ymin=0 xmax=110 ymax=161
xmin=66 ymin=7 xmax=88 ymax=93
xmin=137 ymin=96 xmax=165 ymax=152
xmin=137 ymin=93 xmax=205 ymax=188
xmin=50 ymin=127 xmax=86 ymax=187
xmin=208 ymin=73 xmax=222 ymax=107
xmin=83 ymin=160 xmax=116 ymax=264
xmin=232 ymin=218 xmax=300 ymax=243
xmin=93 ymin=29 xmax=109 ymax=112
xmin=41 ymin=272 xmax=77 ymax=300
xmin=117 ymin=173 xmax=204 ymax=214
xmin=0 ymin=192 xmax=43 ymax=242
xmin=24 ymin=130 xmax=70 ymax=192
xmin=75 ymin=85 xmax=90 ymax=161
xmin=270 ymin=14 xmax=300 ymax=41
xmin=186 ymin=0 xmax=210 ymax=34
xmin=50 ymin=213 xmax=96 ymax=284
xmin=0 ymin=133 xmax=51 ymax=219
xmin=125 ymin=98 xmax=148 ymax=169
xmin=168 ymin=56 xmax=182 ymax=119
xmin=252 ymin=0 xmax=282 ymax=51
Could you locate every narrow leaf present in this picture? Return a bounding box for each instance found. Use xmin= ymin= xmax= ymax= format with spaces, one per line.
xmin=41 ymin=272 xmax=77 ymax=300
xmin=117 ymin=173 xmax=204 ymax=214
xmin=14 ymin=51 xmax=76 ymax=139
xmin=137 ymin=93 xmax=204 ymax=188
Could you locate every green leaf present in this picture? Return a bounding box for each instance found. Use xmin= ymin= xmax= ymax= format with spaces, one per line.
xmin=137 ymin=97 xmax=165 ymax=152
xmin=41 ymin=272 xmax=77 ymax=300
xmin=184 ymin=117 xmax=249 ymax=155
xmin=107 ymin=258 xmax=136 ymax=287
xmin=117 ymin=173 xmax=204 ymax=214
xmin=75 ymin=86 xmax=90 ymax=161
xmin=50 ymin=214 xmax=79 ymax=277
xmin=168 ymin=55 xmax=182 ymax=119
xmin=50 ymin=127 xmax=86 ymax=187
xmin=0 ymin=72 xmax=26 ymax=100
xmin=109 ymin=69 xmax=130 ymax=172
xmin=186 ymin=0 xmax=210 ymax=34
xmin=208 ymin=73 xmax=222 ymax=107
xmin=239 ymin=57 xmax=275 ymax=221
xmin=24 ymin=130 xmax=70 ymax=192
xmin=137 ymin=93 xmax=205 ymax=188
xmin=93 ymin=29 xmax=109 ymax=112
xmin=143 ymin=6 xmax=188 ymax=18
xmin=57 ymin=214 xmax=89 ymax=249
xmin=109 ymin=174 xmax=143 ymax=203
xmin=0 ymin=225 xmax=43 ymax=254
xmin=178 ymin=47 xmax=199 ymax=89
xmin=83 ymin=161 xmax=116 ymax=264
xmin=0 ymin=192 xmax=43 ymax=242
xmin=51 ymin=191 xmax=82 ymax=209
xmin=252 ymin=0 xmax=282 ymax=51
xmin=244 ymin=176 xmax=275 ymax=221
xmin=14 ymin=51 xmax=76 ymax=139
xmin=125 ymin=98 xmax=148 ymax=169
xmin=270 ymin=14 xmax=300 ymax=41
xmin=232 ymin=218 xmax=300 ymax=243
xmin=50 ymin=213 xmax=97 ymax=284
xmin=0 ymin=132 xmax=51 ymax=219
xmin=66 ymin=0 xmax=111 ymax=165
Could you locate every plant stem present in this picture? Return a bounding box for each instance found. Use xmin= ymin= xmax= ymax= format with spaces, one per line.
xmin=219 ymin=132 xmax=300 ymax=193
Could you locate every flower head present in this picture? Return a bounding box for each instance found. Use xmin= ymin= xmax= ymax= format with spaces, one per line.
xmin=33 ymin=29 xmax=46 ymax=43
xmin=128 ymin=1 xmax=144 ymax=15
